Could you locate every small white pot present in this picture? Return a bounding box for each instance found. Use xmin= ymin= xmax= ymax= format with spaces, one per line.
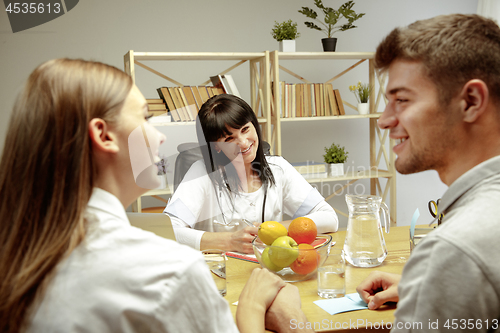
xmin=279 ymin=40 xmax=296 ymax=52
xmin=328 ymin=163 xmax=344 ymax=177
xmin=357 ymin=103 xmax=369 ymax=115
xmin=156 ymin=174 xmax=168 ymax=189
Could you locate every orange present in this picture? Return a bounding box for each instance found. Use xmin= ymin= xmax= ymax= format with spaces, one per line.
xmin=290 ymin=244 xmax=319 ymax=275
xmin=258 ymin=221 xmax=288 ymax=245
xmin=288 ymin=217 xmax=317 ymax=244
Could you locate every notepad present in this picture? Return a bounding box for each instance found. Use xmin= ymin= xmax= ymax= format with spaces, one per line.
xmin=314 ymin=293 xmax=368 ymax=315
xmin=226 ymin=252 xmax=258 ymax=263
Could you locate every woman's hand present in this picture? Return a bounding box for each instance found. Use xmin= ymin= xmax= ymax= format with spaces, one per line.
xmin=356 ymin=271 xmax=401 ymax=309
xmin=200 ymin=226 xmax=258 ymax=253
xmin=228 ymin=226 xmax=258 ymax=253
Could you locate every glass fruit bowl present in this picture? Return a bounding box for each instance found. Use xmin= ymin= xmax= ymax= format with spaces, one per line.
xmin=252 ymin=234 xmax=333 ymax=282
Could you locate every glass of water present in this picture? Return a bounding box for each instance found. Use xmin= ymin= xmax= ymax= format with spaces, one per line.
xmin=202 ymin=249 xmax=227 ymax=297
xmin=317 ymin=248 xmax=345 ymax=298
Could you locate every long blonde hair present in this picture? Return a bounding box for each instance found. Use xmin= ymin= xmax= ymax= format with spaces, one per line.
xmin=0 ymin=58 xmax=133 ymax=332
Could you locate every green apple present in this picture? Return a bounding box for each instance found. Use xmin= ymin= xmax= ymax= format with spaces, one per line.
xmin=261 ymin=247 xmax=285 ymax=272
xmin=268 ymin=236 xmax=299 ymax=267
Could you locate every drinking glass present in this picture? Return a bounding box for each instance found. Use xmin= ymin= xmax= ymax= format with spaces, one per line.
xmin=202 ymin=249 xmax=227 ymax=297
xmin=317 ymin=248 xmax=345 ymax=298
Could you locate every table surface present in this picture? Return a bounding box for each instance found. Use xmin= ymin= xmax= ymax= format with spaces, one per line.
xmin=225 ymin=226 xmax=413 ymax=332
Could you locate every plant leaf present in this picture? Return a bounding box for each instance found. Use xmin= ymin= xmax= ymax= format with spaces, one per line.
xmin=324 ymin=11 xmax=340 ymax=25
xmin=304 ymin=22 xmax=323 ymax=31
xmin=298 ymin=7 xmax=317 ymax=19
xmin=313 ymin=0 xmax=325 ymax=10
xmin=339 ymin=23 xmax=356 ymax=31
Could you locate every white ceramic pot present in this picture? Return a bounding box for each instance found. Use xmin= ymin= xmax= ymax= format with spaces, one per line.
xmin=328 ymin=163 xmax=344 ymax=177
xmin=156 ymin=174 xmax=168 ymax=189
xmin=279 ymin=40 xmax=296 ymax=52
xmin=357 ymin=103 xmax=369 ymax=115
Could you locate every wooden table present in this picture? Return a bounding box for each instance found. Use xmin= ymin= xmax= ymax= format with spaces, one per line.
xmin=225 ymin=226 xmax=412 ymax=332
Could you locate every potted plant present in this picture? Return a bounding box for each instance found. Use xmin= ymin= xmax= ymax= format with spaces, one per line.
xmin=155 ymin=155 xmax=169 ymax=189
xmin=323 ymin=143 xmax=348 ymax=176
xmin=271 ymin=19 xmax=300 ymax=52
xmin=349 ymin=81 xmax=372 ymax=114
xmin=298 ymin=0 xmax=365 ymax=52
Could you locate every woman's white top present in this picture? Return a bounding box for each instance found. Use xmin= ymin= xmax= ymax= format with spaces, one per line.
xmin=28 ymin=188 xmax=238 ymax=333
xmin=165 ymin=156 xmax=338 ymax=249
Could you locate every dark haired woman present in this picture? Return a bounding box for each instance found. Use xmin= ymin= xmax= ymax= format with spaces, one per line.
xmin=165 ymin=94 xmax=338 ymax=253
xmin=0 ymin=59 xmax=311 ymax=333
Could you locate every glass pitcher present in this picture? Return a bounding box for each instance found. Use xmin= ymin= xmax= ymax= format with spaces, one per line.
xmin=344 ymin=194 xmax=390 ymax=267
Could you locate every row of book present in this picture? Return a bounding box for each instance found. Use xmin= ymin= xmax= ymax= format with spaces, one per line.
xmin=148 ymin=78 xmax=348 ymax=121
xmin=156 ymin=85 xmax=226 ymax=122
xmin=273 ymin=82 xmax=346 ymax=118
xmin=149 ymin=74 xmax=241 ymax=122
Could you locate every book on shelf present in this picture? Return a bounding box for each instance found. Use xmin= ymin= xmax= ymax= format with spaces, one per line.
xmin=146 ymin=99 xmax=164 ymax=104
xmin=210 ymin=74 xmax=241 ymax=97
xmin=146 ymin=98 xmax=167 ymax=113
xmin=207 ymin=87 xmax=215 ymax=98
xmin=157 ymin=88 xmax=181 ymax=122
xmin=210 ymin=75 xmax=229 ymax=93
xmin=223 ymin=75 xmax=241 ymax=97
xmin=191 ymin=86 xmax=204 ymax=110
xmin=147 ymin=110 xmax=168 ymax=117
xmin=333 ymin=89 xmax=346 ymax=115
xmin=180 ymin=86 xmax=198 ymax=120
xmin=169 ymin=87 xmax=189 ymax=121
xmin=147 ymin=103 xmax=167 ymax=111
xmin=197 ymin=86 xmax=210 ymax=103
xmin=326 ymin=83 xmax=340 ymax=116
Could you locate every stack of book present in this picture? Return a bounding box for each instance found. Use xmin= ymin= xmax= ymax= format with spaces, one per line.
xmin=156 ymin=75 xmax=241 ymax=122
xmin=146 ymin=99 xmax=168 ymax=117
xmin=291 ymin=161 xmax=328 ymax=179
xmin=273 ymin=82 xmax=346 ymax=118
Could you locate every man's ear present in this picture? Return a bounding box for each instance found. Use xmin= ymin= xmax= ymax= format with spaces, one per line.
xmin=459 ymin=79 xmax=489 ymax=123
xmin=88 ymin=118 xmax=119 ymax=153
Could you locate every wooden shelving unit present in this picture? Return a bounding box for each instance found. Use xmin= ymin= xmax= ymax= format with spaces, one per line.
xmin=123 ymin=50 xmax=396 ymax=225
xmin=123 ymin=51 xmax=273 ymax=212
xmin=268 ymin=51 xmax=396 ymax=224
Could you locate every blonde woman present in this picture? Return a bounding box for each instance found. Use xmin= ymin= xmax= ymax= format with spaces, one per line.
xmin=0 ymin=59 xmax=311 ymax=333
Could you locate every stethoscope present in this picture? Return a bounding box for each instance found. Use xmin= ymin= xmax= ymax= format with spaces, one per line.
xmin=216 ymin=180 xmax=268 ymax=226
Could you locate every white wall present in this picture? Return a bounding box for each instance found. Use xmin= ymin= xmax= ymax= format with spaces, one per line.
xmin=0 ymin=0 xmax=477 ymax=226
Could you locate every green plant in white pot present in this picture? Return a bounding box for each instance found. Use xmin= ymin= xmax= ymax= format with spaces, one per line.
xmin=298 ymin=0 xmax=365 ymax=52
xmin=349 ymin=81 xmax=372 ymax=115
xmin=323 ymin=143 xmax=348 ymax=176
xmin=271 ymin=19 xmax=300 ymax=52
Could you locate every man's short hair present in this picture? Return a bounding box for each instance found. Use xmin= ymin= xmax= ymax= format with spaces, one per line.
xmin=376 ymin=14 xmax=500 ymax=104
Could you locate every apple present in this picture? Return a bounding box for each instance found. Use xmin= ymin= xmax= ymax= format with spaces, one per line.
xmin=268 ymin=236 xmax=299 ymax=267
xmin=261 ymin=247 xmax=285 ymax=272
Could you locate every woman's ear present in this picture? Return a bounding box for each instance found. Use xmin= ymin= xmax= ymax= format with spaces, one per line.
xmin=88 ymin=118 xmax=119 ymax=153
xmin=460 ymin=79 xmax=489 ymax=123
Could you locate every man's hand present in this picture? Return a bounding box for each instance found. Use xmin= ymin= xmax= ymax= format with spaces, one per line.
xmin=356 ymin=271 xmax=401 ymax=309
xmin=265 ymin=284 xmax=313 ymax=333
xmin=236 ymin=268 xmax=286 ymax=333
